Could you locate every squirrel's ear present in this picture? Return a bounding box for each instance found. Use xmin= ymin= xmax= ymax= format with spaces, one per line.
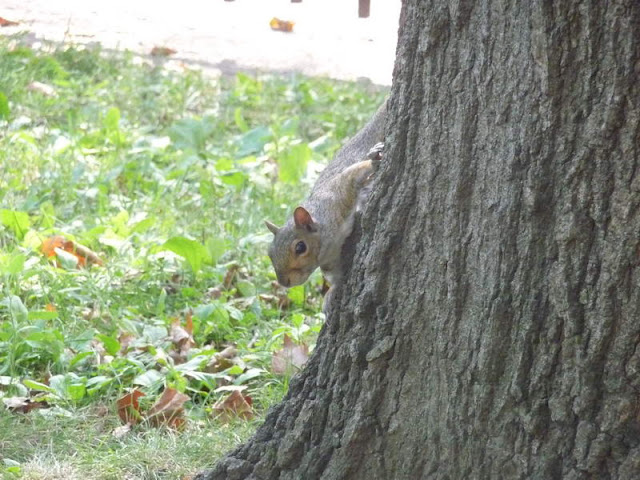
xmin=265 ymin=220 xmax=280 ymax=235
xmin=293 ymin=206 xmax=315 ymax=229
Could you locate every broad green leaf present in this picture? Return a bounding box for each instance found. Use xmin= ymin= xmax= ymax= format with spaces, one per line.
xmin=131 ymin=217 xmax=155 ymax=234
xmin=234 ymin=368 xmax=266 ymax=385
xmin=279 ymin=143 xmax=311 ymax=184
xmin=66 ymin=384 xmax=87 ymax=401
xmin=86 ymin=376 xmax=112 ymax=388
xmin=0 ymin=253 xmax=25 ymax=275
xmin=142 ymin=325 xmax=168 ymax=344
xmin=169 ymin=117 xmax=215 ymax=152
xmin=38 ymin=201 xmax=56 ymax=228
xmin=162 ymin=236 xmax=210 ymax=273
xmin=133 ymin=369 xmax=164 ymax=388
xmin=0 ymin=92 xmax=9 ymax=120
xmin=290 ymin=312 xmax=305 ymax=328
xmin=27 ymin=311 xmax=58 ymax=321
xmin=69 ymin=351 xmax=93 ymax=368
xmin=234 ymin=108 xmax=249 ymax=132
xmin=103 ymin=107 xmax=123 ymax=145
xmin=104 ymin=107 xmax=120 ymax=132
xmin=49 ymin=374 xmax=85 ymax=400
xmin=215 ymin=157 xmax=234 ymax=171
xmin=225 ymin=304 xmax=243 ymax=321
xmin=55 ymin=248 xmax=79 ymax=269
xmin=236 ymin=280 xmax=255 ymax=298
xmin=226 ymin=365 xmax=244 ymax=376
xmin=236 ymin=126 xmax=272 ymax=157
xmin=0 ymin=210 xmax=31 ymax=240
xmin=22 ymin=230 xmax=44 ymax=249
xmin=2 ymin=295 xmax=28 ymax=322
xmin=25 ymin=331 xmax=63 ymax=352
xmin=96 ymin=334 xmax=120 ymax=356
xmin=206 ymin=237 xmax=231 ymax=265
xmin=220 ymin=171 xmax=247 ymax=187
xmin=280 ymin=117 xmax=299 ymax=136
xmin=174 ymin=355 xmax=207 ymax=372
xmin=23 ymin=379 xmax=54 ymax=393
xmin=287 ymin=285 xmax=305 ymax=306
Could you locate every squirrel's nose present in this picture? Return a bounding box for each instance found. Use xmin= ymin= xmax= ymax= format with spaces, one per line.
xmin=277 ymin=275 xmax=290 ymax=287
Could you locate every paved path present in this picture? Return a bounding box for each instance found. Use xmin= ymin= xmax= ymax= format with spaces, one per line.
xmin=2 ymin=0 xmax=400 ymax=85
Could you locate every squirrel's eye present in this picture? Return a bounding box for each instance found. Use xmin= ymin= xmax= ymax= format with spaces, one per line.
xmin=295 ymin=241 xmax=307 ymax=255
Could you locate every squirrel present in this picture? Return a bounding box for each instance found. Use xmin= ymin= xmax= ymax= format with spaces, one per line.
xmin=265 ymin=99 xmax=386 ymax=290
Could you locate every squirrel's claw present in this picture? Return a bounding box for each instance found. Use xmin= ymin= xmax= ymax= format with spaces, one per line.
xmin=367 ymin=142 xmax=384 ymax=161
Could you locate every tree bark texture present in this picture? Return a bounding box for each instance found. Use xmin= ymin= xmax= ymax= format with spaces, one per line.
xmin=198 ymin=1 xmax=640 ymax=478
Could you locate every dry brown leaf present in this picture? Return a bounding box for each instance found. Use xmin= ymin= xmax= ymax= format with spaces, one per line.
xmin=212 ymin=389 xmax=253 ymax=422
xmin=269 ymin=17 xmax=295 ymax=32
xmin=260 ymin=293 xmax=291 ymax=309
xmin=271 ymin=334 xmax=309 ymax=375
xmin=41 ymin=235 xmax=103 ymax=267
xmin=151 ymin=46 xmax=177 ymax=57
xmin=118 ymin=332 xmax=136 ymax=355
xmin=146 ymin=387 xmax=189 ymax=430
xmin=206 ymin=286 xmax=223 ymax=299
xmin=3 ymin=396 xmax=47 ymax=413
xmin=0 ymin=17 xmax=18 ymax=27
xmin=269 ymin=282 xmax=291 ymax=309
xmin=223 ymin=263 xmax=240 ymax=289
xmin=116 ymin=389 xmax=145 ymax=425
xmin=90 ymin=339 xmax=108 ymax=364
xmin=170 ymin=312 xmax=196 ymax=362
xmin=27 ymin=81 xmax=56 ymax=97
xmin=205 ymin=345 xmax=238 ymax=373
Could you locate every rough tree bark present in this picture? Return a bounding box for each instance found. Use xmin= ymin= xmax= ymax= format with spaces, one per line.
xmin=198 ymin=1 xmax=640 ymax=478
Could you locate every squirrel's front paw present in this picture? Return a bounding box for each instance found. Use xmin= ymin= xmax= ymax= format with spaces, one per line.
xmin=367 ymin=142 xmax=384 ymax=169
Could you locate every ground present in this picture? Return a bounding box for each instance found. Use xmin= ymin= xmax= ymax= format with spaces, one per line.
xmin=1 ymin=0 xmax=400 ymax=85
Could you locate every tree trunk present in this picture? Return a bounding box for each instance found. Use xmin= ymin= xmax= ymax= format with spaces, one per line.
xmin=197 ymin=1 xmax=640 ymax=478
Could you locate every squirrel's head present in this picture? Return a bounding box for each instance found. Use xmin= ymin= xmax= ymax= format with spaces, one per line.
xmin=266 ymin=206 xmax=321 ymax=288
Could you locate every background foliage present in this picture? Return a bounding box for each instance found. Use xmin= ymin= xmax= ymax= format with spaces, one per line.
xmin=0 ymin=36 xmax=386 ymax=479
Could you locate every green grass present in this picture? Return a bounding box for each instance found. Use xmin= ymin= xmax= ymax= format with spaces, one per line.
xmin=0 ymin=35 xmax=387 ymax=478
xmin=0 ymin=407 xmax=257 ymax=479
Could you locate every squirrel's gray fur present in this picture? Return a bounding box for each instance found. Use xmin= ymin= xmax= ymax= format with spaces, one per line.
xmin=266 ymin=99 xmax=387 ymax=289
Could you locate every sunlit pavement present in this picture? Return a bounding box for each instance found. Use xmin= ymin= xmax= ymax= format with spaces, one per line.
xmin=2 ymin=0 xmax=400 ymax=85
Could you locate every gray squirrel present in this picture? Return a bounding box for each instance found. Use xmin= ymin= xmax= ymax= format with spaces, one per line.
xmin=265 ymin=99 xmax=386 ymax=290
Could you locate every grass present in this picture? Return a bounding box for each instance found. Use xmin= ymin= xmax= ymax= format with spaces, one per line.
xmin=0 ymin=34 xmax=387 ymax=479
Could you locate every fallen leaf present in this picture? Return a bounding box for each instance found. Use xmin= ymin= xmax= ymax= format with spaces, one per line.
xmin=269 ymin=17 xmax=295 ymax=32
xmin=206 ymin=286 xmax=223 ymax=299
xmin=27 ymin=81 xmax=56 ymax=97
xmin=271 ymin=334 xmax=309 ymax=375
xmin=223 ymin=263 xmax=240 ymax=288
xmin=205 ymin=345 xmax=238 ymax=373
xmin=146 ymin=387 xmax=189 ymax=429
xmin=151 ymin=46 xmax=177 ymax=57
xmin=90 ymin=339 xmax=108 ymax=364
xmin=3 ymin=396 xmax=47 ymax=413
xmin=92 ymin=404 xmax=110 ymax=417
xmin=41 ymin=235 xmax=103 ymax=267
xmin=116 ymin=389 xmax=145 ymax=425
xmin=170 ymin=312 xmax=195 ymax=361
xmin=212 ymin=389 xmax=253 ymax=422
xmin=0 ymin=17 xmax=18 ymax=27
xmin=112 ymin=423 xmax=132 ymax=439
xmin=270 ymin=282 xmax=291 ymax=309
xmin=118 ymin=332 xmax=136 ymax=355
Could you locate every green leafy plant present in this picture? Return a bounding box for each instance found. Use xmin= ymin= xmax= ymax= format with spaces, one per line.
xmin=0 ymin=34 xmax=387 ymax=479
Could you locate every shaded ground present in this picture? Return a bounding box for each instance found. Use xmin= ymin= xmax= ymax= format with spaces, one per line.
xmin=1 ymin=0 xmax=400 ymax=85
